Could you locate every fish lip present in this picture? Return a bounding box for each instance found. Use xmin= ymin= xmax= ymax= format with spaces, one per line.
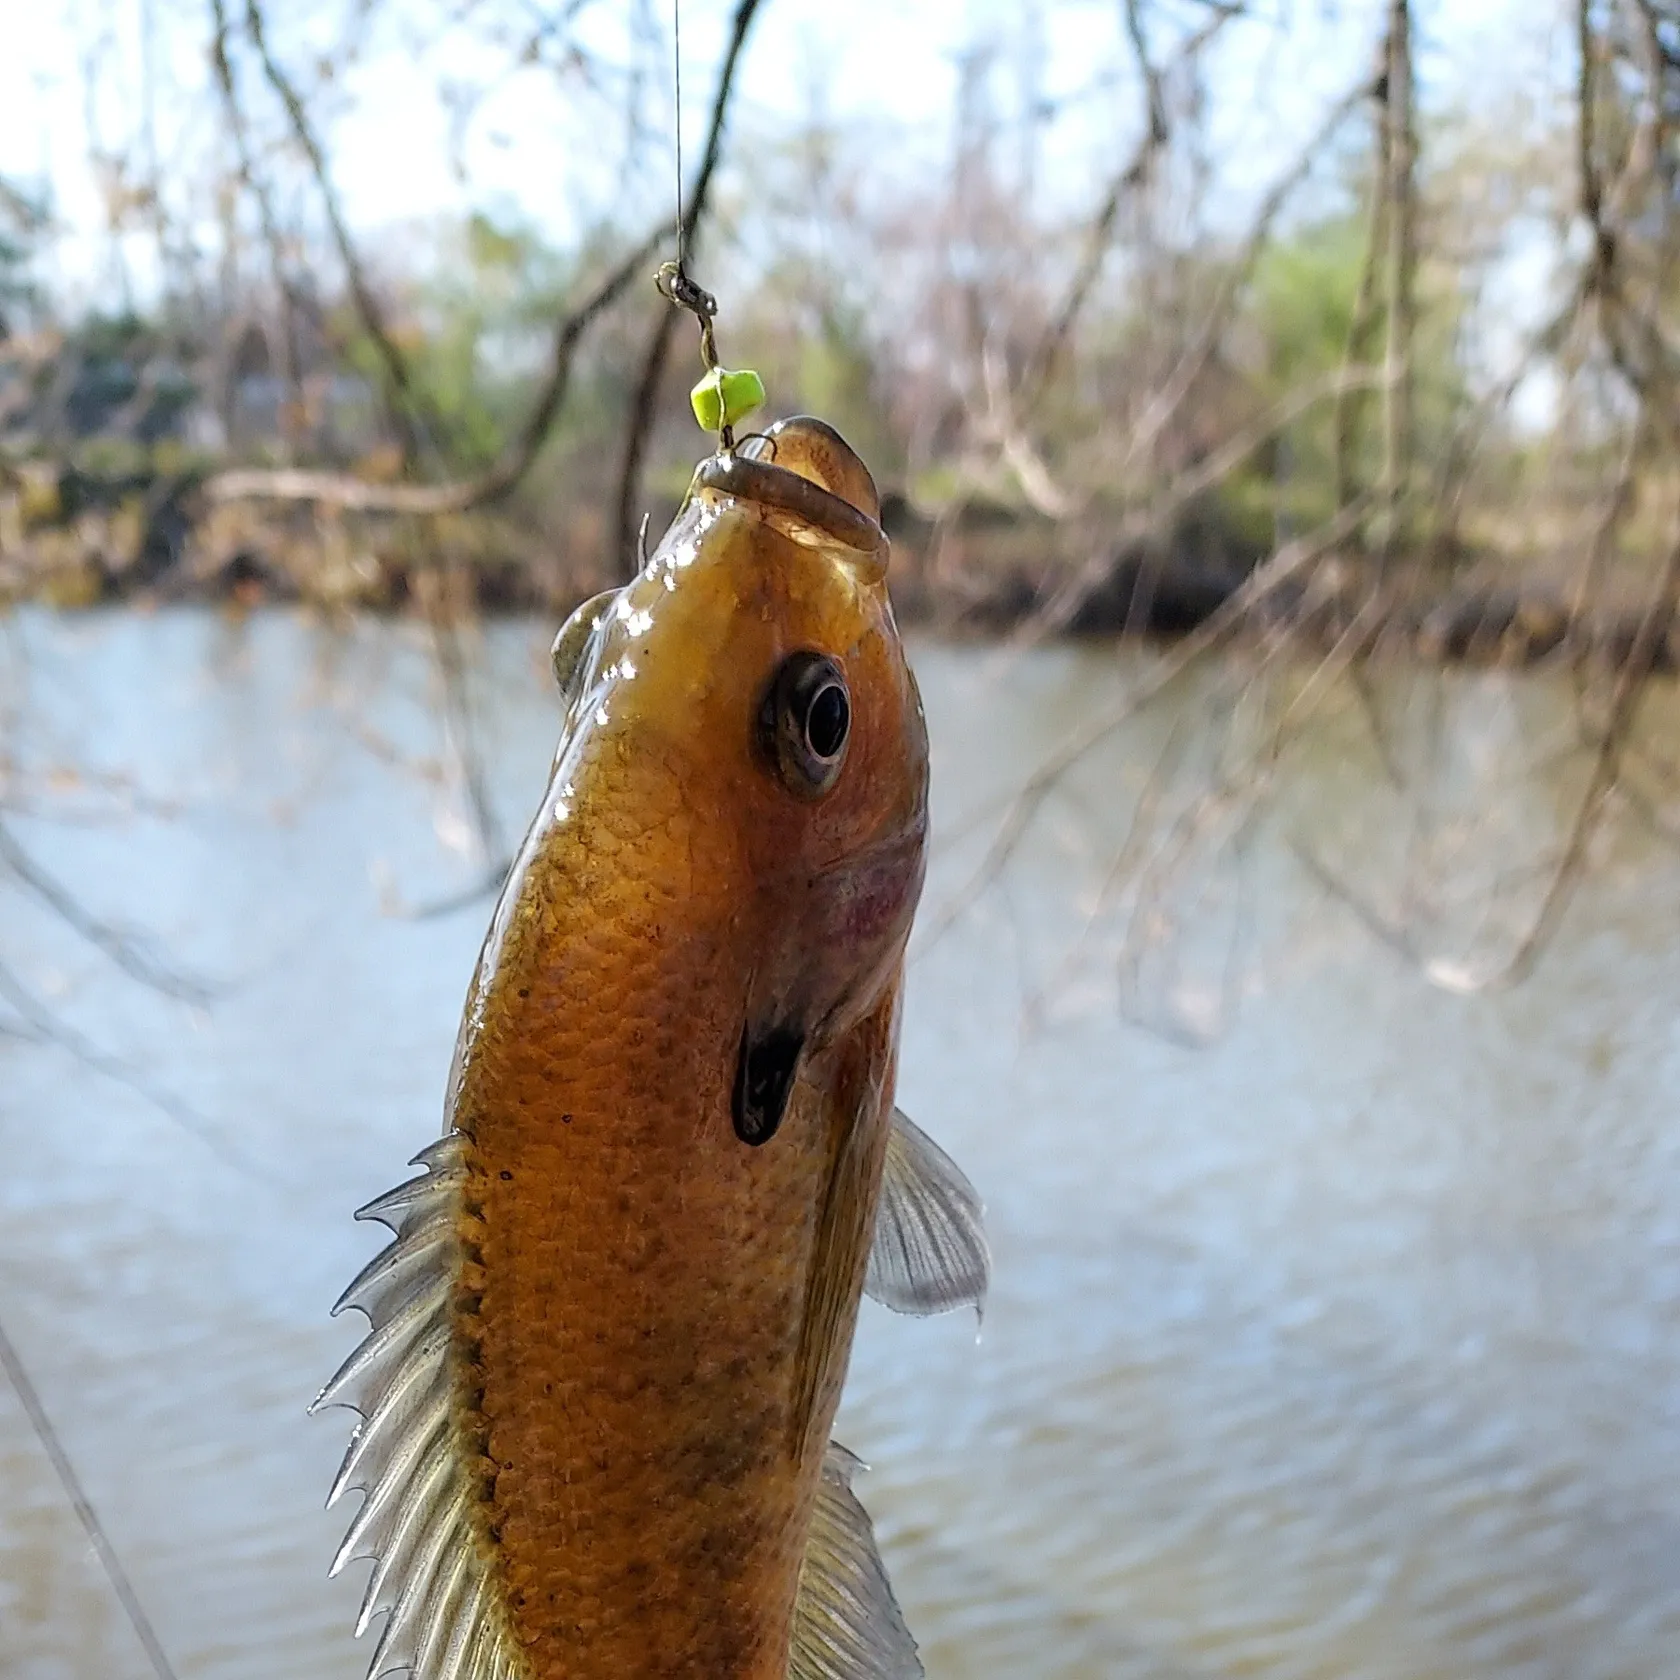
xmin=732 ymin=1020 xmax=806 ymax=1147
xmin=696 ymin=454 xmax=884 ymax=558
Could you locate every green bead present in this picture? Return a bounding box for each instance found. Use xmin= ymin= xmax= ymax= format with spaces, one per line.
xmin=690 ymin=366 xmax=765 ymax=434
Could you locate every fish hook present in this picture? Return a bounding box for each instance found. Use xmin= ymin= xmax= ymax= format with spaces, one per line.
xmin=656 ymin=260 xmax=720 ymax=374
xmin=656 ymin=260 xmax=765 ymax=452
xmin=655 ymin=2 xmax=761 ymax=450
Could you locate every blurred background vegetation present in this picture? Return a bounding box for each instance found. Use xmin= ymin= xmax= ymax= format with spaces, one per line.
xmin=0 ymin=0 xmax=1673 ymax=654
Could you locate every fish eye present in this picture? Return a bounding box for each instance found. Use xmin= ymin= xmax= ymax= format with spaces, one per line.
xmin=760 ymin=652 xmax=851 ymax=799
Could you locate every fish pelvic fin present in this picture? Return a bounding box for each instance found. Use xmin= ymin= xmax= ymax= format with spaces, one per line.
xmin=313 ymin=1131 xmax=522 ymax=1680
xmin=864 ymin=1109 xmax=990 ymax=1320
xmin=789 ymin=1443 xmax=922 ymax=1680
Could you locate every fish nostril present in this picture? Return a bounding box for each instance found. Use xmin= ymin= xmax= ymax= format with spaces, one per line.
xmin=732 ymin=1025 xmax=805 ymax=1146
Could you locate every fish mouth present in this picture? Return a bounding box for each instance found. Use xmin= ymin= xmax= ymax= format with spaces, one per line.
xmin=696 ymin=454 xmax=884 ymax=560
xmin=732 ymin=1023 xmax=805 ymax=1147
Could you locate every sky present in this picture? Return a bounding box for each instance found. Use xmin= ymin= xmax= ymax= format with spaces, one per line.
xmin=0 ymin=0 xmax=1560 ymax=310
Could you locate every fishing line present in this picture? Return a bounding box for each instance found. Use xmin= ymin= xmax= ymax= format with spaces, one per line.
xmin=657 ymin=0 xmax=721 ymax=378
xmin=673 ymin=0 xmax=685 ymax=275
xmin=654 ymin=0 xmax=764 ymax=448
xmin=0 ymin=1307 xmax=180 ymax=1680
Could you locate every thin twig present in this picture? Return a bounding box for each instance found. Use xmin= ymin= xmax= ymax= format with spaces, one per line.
xmin=1123 ymin=72 xmax=1375 ymax=476
xmin=423 ymin=556 xmax=503 ymax=868
xmin=209 ymin=0 xmax=306 ymax=452
xmin=1291 ymin=837 xmax=1423 ymax=963
xmin=916 ymin=494 xmax=1374 ymax=950
xmin=0 ymin=1310 xmax=180 ymax=1680
xmin=1332 ymin=114 xmax=1389 ymax=512
xmin=0 ymin=819 xmax=215 ymax=1002
xmin=1022 ymin=710 xmax=1192 ymax=1028
xmin=0 ymin=957 xmax=262 ymax=1179
xmin=1019 ymin=366 xmax=1389 ymax=641
xmin=1377 ymin=0 xmax=1417 ymax=565
xmin=243 ymin=0 xmax=425 ymax=462
xmin=1021 ymin=1 xmax=1246 ymax=405
xmin=204 ymin=223 xmax=669 ymax=512
xmin=1436 ymin=528 xmax=1680 ymax=992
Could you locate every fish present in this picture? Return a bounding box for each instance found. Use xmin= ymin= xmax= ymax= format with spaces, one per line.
xmin=311 ymin=416 xmax=990 ymax=1680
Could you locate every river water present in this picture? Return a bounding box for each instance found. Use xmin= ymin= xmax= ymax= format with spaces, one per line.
xmin=1 ymin=609 xmax=1677 ymax=1680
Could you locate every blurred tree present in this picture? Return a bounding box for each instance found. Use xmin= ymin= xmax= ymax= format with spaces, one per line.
xmin=0 ymin=178 xmax=46 ymax=342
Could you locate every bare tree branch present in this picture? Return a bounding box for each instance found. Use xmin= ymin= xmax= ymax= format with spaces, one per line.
xmin=204 ymin=221 xmax=669 ymax=512
xmin=1021 ymin=1 xmax=1246 ymax=405
xmin=1333 ymin=84 xmax=1390 ymax=512
xmin=1376 ymin=0 xmax=1418 ymax=562
xmin=209 ymin=0 xmax=306 ymax=453
xmin=243 ymin=0 xmax=426 ymax=462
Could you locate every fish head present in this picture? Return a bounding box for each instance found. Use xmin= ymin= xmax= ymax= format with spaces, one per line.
xmin=539 ymin=416 xmax=928 ymax=1146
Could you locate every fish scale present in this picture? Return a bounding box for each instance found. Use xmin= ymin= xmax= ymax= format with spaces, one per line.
xmin=314 ymin=418 xmax=992 ymax=1680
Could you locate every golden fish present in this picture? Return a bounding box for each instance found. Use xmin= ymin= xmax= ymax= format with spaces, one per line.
xmin=313 ymin=418 xmax=988 ymax=1680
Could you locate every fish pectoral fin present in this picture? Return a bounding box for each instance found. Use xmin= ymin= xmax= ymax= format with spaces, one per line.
xmin=549 ymin=587 xmax=618 ymax=698
xmin=789 ymin=1443 xmax=922 ymax=1680
xmin=865 ymin=1108 xmax=990 ymax=1319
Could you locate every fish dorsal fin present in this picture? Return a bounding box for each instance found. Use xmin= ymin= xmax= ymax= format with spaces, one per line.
xmin=789 ymin=1444 xmax=922 ymax=1680
xmin=865 ymin=1110 xmax=990 ymax=1319
xmin=311 ymin=1133 xmax=520 ymax=1680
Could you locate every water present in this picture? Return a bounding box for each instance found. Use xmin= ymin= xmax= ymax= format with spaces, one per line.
xmin=1 ymin=609 xmax=1677 ymax=1680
